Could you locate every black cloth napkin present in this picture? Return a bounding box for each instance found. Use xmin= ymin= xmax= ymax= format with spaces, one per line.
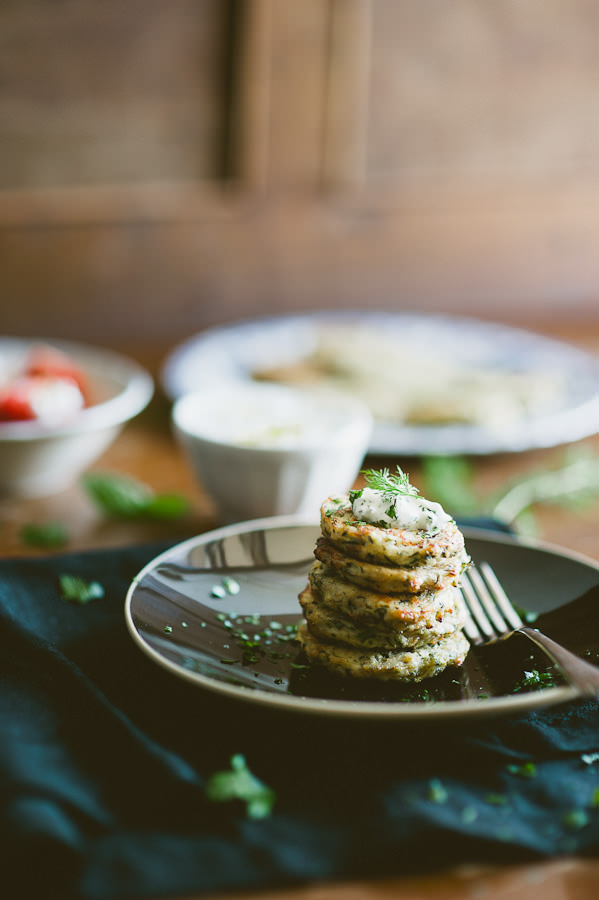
xmin=1 ymin=539 xmax=598 ymax=900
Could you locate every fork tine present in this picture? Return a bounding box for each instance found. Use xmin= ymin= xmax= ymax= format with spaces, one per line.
xmin=478 ymin=562 xmax=524 ymax=630
xmin=467 ymin=566 xmax=509 ymax=634
xmin=461 ymin=561 xmax=599 ymax=697
xmin=459 ymin=580 xmax=482 ymax=642
xmin=460 ymin=571 xmax=496 ymax=642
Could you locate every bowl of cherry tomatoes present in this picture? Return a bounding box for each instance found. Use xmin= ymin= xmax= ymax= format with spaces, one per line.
xmin=0 ymin=338 xmax=153 ymax=496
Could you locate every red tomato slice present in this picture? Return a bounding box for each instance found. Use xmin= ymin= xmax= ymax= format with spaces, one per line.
xmin=0 ymin=374 xmax=85 ymax=423
xmin=0 ymin=378 xmax=37 ymax=421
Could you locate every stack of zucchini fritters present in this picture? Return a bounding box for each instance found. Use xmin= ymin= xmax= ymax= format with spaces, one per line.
xmin=297 ymin=491 xmax=471 ymax=683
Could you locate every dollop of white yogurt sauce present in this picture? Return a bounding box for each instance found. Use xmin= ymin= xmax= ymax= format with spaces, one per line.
xmin=351 ymin=486 xmax=451 ymax=533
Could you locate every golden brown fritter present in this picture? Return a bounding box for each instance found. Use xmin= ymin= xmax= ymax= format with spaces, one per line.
xmin=314 ymin=536 xmax=467 ymax=595
xmin=320 ymin=496 xmax=466 ymax=567
xmin=297 ymin=622 xmax=470 ymax=683
xmin=299 ymin=583 xmax=465 ymax=650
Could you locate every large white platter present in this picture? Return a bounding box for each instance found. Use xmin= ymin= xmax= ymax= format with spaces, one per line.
xmin=161 ymin=311 xmax=599 ymax=455
xmin=125 ymin=516 xmax=599 ymax=721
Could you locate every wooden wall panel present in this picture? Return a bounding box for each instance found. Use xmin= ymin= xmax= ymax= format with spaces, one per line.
xmin=2 ymin=184 xmax=598 ymax=345
xmin=366 ymin=0 xmax=599 ymax=188
xmin=0 ymin=0 xmax=229 ymax=189
xmin=1 ymin=0 xmax=599 ymax=346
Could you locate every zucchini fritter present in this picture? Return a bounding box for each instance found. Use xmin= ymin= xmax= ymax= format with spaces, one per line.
xmin=320 ymin=496 xmax=466 ymax=567
xmin=297 ymin=484 xmax=470 ymax=683
xmin=297 ymin=622 xmax=470 ymax=683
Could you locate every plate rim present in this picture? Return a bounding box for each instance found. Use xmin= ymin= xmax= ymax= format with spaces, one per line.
xmin=125 ymin=515 xmax=597 ymax=721
xmin=160 ymin=311 xmax=599 ymax=456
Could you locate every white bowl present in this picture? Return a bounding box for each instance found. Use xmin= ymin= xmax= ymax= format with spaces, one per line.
xmin=172 ymin=382 xmax=373 ymax=521
xmin=0 ymin=338 xmax=154 ymax=497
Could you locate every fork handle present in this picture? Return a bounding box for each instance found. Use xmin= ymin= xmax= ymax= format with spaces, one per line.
xmin=519 ymin=627 xmax=599 ymax=698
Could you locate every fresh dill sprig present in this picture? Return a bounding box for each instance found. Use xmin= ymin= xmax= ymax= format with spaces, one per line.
xmin=360 ymin=466 xmax=420 ymax=497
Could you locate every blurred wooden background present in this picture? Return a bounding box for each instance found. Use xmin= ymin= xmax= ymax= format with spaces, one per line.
xmin=1 ymin=0 xmax=599 ymax=344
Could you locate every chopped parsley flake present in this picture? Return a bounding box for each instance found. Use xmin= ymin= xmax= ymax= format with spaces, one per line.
xmin=461 ymin=806 xmax=478 ymax=824
xmin=211 ymin=577 xmax=241 ymax=599
xmin=562 ymin=809 xmax=590 ymax=830
xmin=581 ymin=753 xmax=599 ymax=766
xmin=59 ymin=574 xmax=104 ymax=604
xmin=222 ymin=576 xmax=240 ymax=594
xmin=427 ymin=778 xmax=448 ymax=803
xmin=507 ymin=761 xmax=537 ymax=778
xmin=514 ymin=669 xmax=559 ymax=692
xmin=206 ymin=754 xmax=275 ymax=819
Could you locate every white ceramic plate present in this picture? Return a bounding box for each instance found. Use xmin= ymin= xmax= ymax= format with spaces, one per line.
xmin=125 ymin=517 xmax=599 ymax=721
xmin=161 ymin=311 xmax=599 ymax=455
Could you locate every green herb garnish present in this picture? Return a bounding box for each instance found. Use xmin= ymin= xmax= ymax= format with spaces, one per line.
xmin=507 ymin=761 xmax=537 ymax=778
xmin=513 ymin=669 xmax=559 ymax=692
xmin=562 ymin=809 xmax=590 ymax=830
xmin=582 ymin=753 xmax=599 ymax=766
xmin=427 ymin=778 xmax=448 ymax=803
xmin=20 ymin=522 xmax=69 ymax=548
xmin=82 ymin=471 xmax=188 ymax=520
xmin=205 ymin=754 xmax=275 ymax=820
xmin=59 ymin=574 xmax=104 ymax=604
xmin=351 ymin=466 xmax=419 ymax=503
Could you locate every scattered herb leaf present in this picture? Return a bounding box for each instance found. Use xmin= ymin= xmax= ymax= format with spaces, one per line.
xmin=427 ymin=778 xmax=448 ymax=804
xmin=507 ymin=761 xmax=537 ymax=778
xmin=581 ymin=753 xmax=599 ymax=766
xmin=562 ymin=809 xmax=589 ymax=830
xmin=20 ymin=521 xmax=69 ymax=548
xmin=513 ymin=669 xmax=559 ymax=692
xmin=222 ymin=576 xmax=240 ymax=595
xmin=59 ymin=574 xmax=104 ymax=604
xmin=461 ymin=806 xmax=479 ymax=824
xmin=205 ymin=754 xmax=275 ymax=820
xmin=82 ymin=471 xmax=188 ymax=520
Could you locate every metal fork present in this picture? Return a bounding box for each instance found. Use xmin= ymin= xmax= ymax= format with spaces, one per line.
xmin=461 ymin=562 xmax=599 ymax=698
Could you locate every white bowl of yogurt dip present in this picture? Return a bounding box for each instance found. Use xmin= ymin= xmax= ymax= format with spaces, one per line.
xmin=172 ymin=382 xmax=373 ymax=522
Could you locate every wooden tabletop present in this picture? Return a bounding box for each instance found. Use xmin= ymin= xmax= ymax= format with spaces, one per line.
xmin=1 ymin=325 xmax=598 ymax=899
xmin=1 ymin=326 xmax=597 ymax=562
